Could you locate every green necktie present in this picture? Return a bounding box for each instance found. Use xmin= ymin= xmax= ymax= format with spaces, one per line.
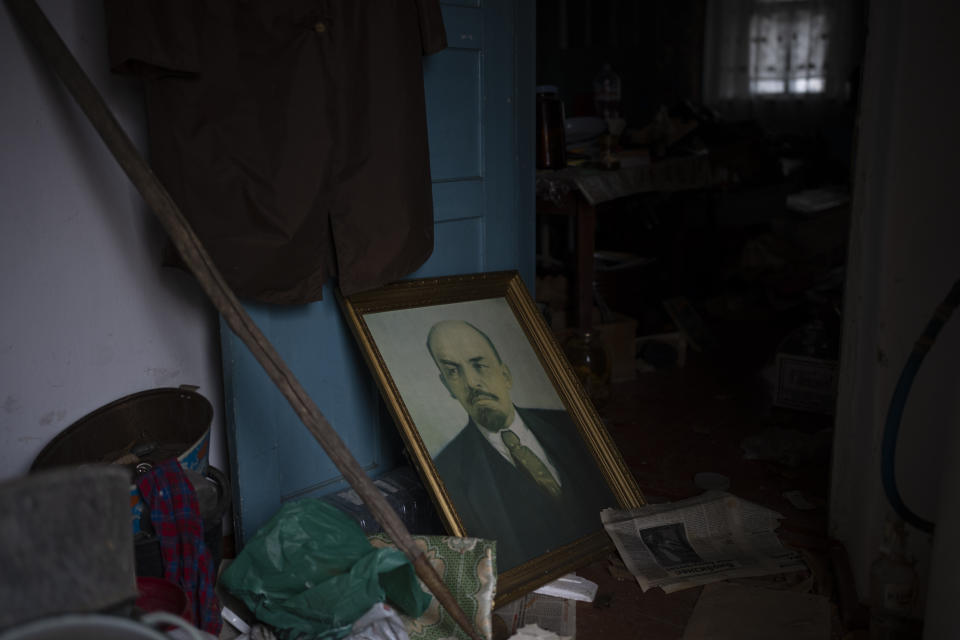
xmin=501 ymin=429 xmax=561 ymax=499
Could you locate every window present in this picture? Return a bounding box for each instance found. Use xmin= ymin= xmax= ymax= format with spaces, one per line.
xmin=749 ymin=3 xmax=829 ymax=96
xmin=704 ymin=0 xmax=854 ymax=105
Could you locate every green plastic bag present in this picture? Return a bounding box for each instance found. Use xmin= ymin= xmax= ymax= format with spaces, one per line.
xmin=221 ymin=500 xmax=432 ymax=639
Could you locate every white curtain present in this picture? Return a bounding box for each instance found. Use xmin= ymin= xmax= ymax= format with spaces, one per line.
xmin=703 ymin=0 xmax=858 ymax=130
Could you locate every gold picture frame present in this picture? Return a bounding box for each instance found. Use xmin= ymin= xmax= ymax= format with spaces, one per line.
xmin=338 ymin=271 xmax=644 ymax=605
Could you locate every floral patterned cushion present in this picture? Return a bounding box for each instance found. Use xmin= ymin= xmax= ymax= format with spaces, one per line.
xmin=368 ymin=535 xmax=496 ymax=640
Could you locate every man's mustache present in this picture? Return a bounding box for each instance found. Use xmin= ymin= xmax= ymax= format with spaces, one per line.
xmin=468 ymin=389 xmax=498 ymax=405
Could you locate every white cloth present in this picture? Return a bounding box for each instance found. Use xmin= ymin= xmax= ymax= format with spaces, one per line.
xmin=344 ymin=602 xmax=410 ymax=640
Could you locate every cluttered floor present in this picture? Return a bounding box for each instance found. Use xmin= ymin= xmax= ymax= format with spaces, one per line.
xmin=0 ymin=293 xmax=850 ymax=640
xmin=570 ymin=349 xmax=843 ymax=639
xmin=215 ymin=338 xmax=848 ymax=640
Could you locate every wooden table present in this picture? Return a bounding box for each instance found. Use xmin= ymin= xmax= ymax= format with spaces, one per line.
xmin=535 ymin=155 xmax=724 ymax=329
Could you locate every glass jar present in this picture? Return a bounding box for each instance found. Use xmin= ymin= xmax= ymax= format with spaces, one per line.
xmin=562 ymin=329 xmax=611 ymax=405
xmin=592 ymin=63 xmax=621 ymax=120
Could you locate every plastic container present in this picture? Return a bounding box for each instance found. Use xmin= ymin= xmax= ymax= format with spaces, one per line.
xmin=321 ymin=466 xmax=444 ymax=535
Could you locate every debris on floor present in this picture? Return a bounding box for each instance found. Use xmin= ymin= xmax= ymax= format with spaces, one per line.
xmin=495 ymin=592 xmax=575 ymax=639
xmin=601 ymin=491 xmax=806 ymax=593
xmin=606 ymin=556 xmax=634 ymax=582
xmin=507 ymin=623 xmax=571 ymax=640
xmin=343 ymin=603 xmax=411 ymax=640
xmin=533 ymin=574 xmax=598 ymax=603
xmin=220 ymin=500 xmax=430 ymax=640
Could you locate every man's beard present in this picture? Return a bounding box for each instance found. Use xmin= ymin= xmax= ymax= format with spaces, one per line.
xmin=469 ymin=389 xmax=508 ymax=431
xmin=475 ymin=405 xmax=509 ymax=431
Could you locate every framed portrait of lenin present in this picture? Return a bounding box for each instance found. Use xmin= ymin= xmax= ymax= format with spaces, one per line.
xmin=338 ymin=271 xmax=644 ymax=605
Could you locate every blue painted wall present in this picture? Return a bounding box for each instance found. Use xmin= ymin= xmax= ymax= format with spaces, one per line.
xmin=222 ymin=0 xmax=535 ymax=544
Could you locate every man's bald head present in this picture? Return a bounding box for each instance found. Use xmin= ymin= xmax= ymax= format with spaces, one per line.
xmin=427 ymin=320 xmax=515 ymax=431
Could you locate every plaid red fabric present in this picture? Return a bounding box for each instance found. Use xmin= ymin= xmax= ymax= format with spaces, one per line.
xmin=137 ymin=459 xmax=222 ymax=635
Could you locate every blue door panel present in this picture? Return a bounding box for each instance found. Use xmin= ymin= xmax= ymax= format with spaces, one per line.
xmin=222 ymin=0 xmax=533 ymax=545
xmin=221 ymin=295 xmax=391 ymax=538
xmin=273 ymin=302 xmax=389 ymax=502
xmin=440 ymin=5 xmax=483 ymax=51
xmin=481 ymin=1 xmax=533 ymax=282
xmin=423 ymin=49 xmax=481 ymax=181
xmin=433 ymin=180 xmax=483 ymax=222
xmin=219 ymin=309 xmax=282 ymax=538
xmin=412 ymin=218 xmax=483 ymax=279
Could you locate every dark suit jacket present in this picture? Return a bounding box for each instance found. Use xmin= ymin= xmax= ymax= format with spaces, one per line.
xmin=433 ymin=407 xmax=617 ymax=571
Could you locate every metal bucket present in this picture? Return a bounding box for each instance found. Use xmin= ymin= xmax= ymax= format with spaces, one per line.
xmin=30 ymin=386 xmax=214 ymax=534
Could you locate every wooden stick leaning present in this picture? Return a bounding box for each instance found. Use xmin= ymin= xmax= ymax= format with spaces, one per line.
xmin=5 ymin=2 xmax=483 ymax=638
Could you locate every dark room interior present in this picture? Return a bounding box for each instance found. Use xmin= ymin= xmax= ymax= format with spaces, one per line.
xmin=531 ymin=1 xmax=865 ymax=637
xmin=2 ymin=0 xmax=959 ymax=639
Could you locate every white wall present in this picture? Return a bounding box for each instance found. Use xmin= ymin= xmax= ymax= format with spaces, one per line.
xmin=830 ymin=0 xmax=960 ymax=623
xmin=0 ymin=2 xmax=226 ymax=480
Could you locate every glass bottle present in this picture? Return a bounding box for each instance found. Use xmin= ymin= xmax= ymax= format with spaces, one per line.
xmin=562 ymin=329 xmax=611 ymax=405
xmin=592 ymin=63 xmax=621 ymax=120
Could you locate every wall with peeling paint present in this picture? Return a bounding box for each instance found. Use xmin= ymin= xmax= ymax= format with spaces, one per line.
xmin=0 ymin=3 xmax=226 ymax=482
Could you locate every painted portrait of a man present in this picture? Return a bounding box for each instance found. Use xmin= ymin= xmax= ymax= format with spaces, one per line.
xmin=363 ymin=297 xmax=618 ymax=571
xmin=425 ymin=319 xmax=617 ymax=570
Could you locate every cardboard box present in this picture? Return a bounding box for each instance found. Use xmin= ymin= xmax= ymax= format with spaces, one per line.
xmin=774 ymin=353 xmax=838 ymax=414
